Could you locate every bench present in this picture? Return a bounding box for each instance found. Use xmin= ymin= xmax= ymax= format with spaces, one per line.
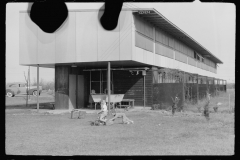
xmin=117 ymin=99 xmax=135 ymax=110
xmin=49 ymin=103 xmax=55 ymax=110
xmin=71 ymin=109 xmax=86 ymax=119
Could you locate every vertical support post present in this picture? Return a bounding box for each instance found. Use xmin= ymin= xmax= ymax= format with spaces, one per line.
xmin=205 ymin=76 xmax=208 ymax=97
xmin=27 ymin=67 xmax=29 ymax=101
xmin=108 ymin=62 xmax=111 ymax=112
xmin=100 ymin=70 xmax=101 ymax=94
xmin=111 ymin=71 xmax=114 ymax=94
xmin=37 ymin=64 xmax=39 ymax=112
xmin=229 ymin=94 xmax=231 ymax=113
xmin=90 ymin=71 xmax=91 ymax=93
xmin=28 ymin=66 xmax=30 ymax=100
xmin=76 ymin=67 xmax=78 ymax=109
xmin=182 ymin=71 xmax=185 ymax=108
xmin=213 ymin=78 xmax=215 ymax=96
xmin=143 ymin=74 xmax=145 ymax=108
xmin=196 ymin=74 xmax=199 ymax=104
xmin=153 ymin=27 xmax=155 ymax=65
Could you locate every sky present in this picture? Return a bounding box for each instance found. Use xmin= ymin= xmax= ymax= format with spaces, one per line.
xmin=5 ymin=1 xmax=235 ymax=84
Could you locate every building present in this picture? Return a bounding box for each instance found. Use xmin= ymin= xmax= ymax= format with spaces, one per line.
xmin=19 ymin=8 xmax=226 ymax=110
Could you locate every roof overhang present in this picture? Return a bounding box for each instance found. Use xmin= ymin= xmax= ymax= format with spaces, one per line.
xmin=132 ymin=8 xmax=223 ymax=64
xmin=20 ymin=61 xmax=152 ymax=69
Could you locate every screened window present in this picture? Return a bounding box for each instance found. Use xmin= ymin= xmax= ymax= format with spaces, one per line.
xmin=90 ymin=71 xmax=113 ymax=94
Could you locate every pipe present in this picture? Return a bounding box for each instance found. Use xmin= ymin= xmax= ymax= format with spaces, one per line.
xmin=83 ymin=67 xmax=149 ymax=71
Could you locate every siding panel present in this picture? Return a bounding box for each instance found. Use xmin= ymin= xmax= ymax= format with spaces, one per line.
xmin=135 ymin=32 xmax=153 ymax=52
xmin=119 ymin=11 xmax=132 ymax=60
xmin=155 ymin=42 xmax=174 ymax=59
xmin=135 ymin=32 xmax=145 ymax=50
xmin=155 ymin=28 xmax=168 ymax=45
xmin=19 ymin=13 xmax=38 ymax=65
xmin=98 ymin=11 xmax=120 ymax=61
xmin=175 ymin=51 xmax=187 ymax=63
xmin=76 ymin=12 xmax=98 ymax=62
xmin=37 ymin=26 xmax=55 ymax=64
xmin=55 ymin=12 xmax=76 ymax=63
xmin=144 ymin=21 xmax=153 ymax=39
xmin=145 ymin=37 xmax=153 ymax=52
xmin=188 ymin=57 xmax=196 ymax=67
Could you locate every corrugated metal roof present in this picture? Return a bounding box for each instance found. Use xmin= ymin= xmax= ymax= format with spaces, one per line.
xmin=132 ymin=8 xmax=223 ymax=64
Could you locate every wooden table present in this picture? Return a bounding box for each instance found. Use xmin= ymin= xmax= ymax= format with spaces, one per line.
xmin=117 ymin=99 xmax=135 ymax=110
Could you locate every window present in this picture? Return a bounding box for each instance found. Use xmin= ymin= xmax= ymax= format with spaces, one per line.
xmin=194 ymin=51 xmax=197 ymax=59
xmin=90 ymin=71 xmax=113 ymax=94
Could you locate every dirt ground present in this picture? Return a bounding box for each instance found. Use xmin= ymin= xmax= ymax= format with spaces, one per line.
xmin=5 ymin=109 xmax=234 ymax=155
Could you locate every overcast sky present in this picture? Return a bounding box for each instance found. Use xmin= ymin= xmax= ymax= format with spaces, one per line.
xmin=6 ymin=1 xmax=235 ymax=84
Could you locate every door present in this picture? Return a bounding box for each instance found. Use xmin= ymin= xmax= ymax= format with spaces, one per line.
xmin=77 ymin=75 xmax=84 ymax=108
xmin=69 ymin=74 xmax=76 ymax=110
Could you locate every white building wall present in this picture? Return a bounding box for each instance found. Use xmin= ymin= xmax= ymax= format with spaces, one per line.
xmin=19 ymin=10 xmax=218 ymax=78
xmin=19 ymin=10 xmax=133 ymax=65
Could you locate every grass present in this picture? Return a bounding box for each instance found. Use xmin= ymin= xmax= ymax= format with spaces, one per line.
xmin=5 ymin=89 xmax=235 ymax=155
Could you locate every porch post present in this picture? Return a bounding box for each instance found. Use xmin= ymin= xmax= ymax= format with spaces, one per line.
xmin=37 ymin=64 xmax=39 ymax=112
xmin=143 ymin=74 xmax=145 ymax=108
xmin=182 ymin=71 xmax=185 ymax=107
xmin=108 ymin=62 xmax=111 ymax=112
xmin=196 ymin=74 xmax=199 ymax=104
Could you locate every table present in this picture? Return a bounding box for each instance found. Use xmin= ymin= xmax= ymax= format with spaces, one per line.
xmin=117 ymin=99 xmax=135 ymax=110
xmin=89 ymin=94 xmax=124 ymax=110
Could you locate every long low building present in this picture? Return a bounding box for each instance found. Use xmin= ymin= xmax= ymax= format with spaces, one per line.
xmin=19 ymin=7 xmax=226 ymax=110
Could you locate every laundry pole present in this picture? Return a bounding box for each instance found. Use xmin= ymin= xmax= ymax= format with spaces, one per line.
xmin=37 ymin=64 xmax=39 ymax=112
xmin=107 ymin=62 xmax=111 ymax=112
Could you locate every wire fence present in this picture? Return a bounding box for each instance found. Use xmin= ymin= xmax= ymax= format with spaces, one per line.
xmin=184 ymin=89 xmax=235 ymax=113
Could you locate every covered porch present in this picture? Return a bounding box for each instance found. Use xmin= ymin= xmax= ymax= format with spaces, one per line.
xmin=29 ymin=61 xmax=152 ymax=110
